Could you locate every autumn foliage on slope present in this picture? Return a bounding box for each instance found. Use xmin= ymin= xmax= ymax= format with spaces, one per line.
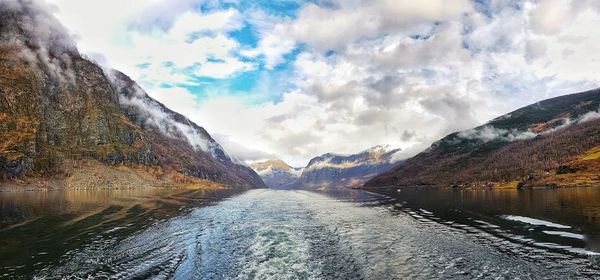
xmin=365 ymin=89 xmax=600 ymax=189
xmin=0 ymin=1 xmax=264 ymax=188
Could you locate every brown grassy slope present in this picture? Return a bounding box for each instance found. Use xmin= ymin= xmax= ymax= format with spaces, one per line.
xmin=0 ymin=44 xmax=152 ymax=179
xmin=1 ymin=159 xmax=225 ymax=190
xmin=0 ymin=1 xmax=265 ymax=188
xmin=365 ymin=89 xmax=600 ymax=189
xmin=110 ymin=71 xmax=266 ymax=188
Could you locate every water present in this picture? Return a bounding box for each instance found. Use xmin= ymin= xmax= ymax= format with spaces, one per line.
xmin=2 ymin=187 xmax=600 ymax=279
xmin=0 ymin=187 xmax=239 ymax=278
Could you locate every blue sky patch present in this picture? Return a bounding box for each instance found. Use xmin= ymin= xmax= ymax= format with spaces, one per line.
xmin=228 ymin=23 xmax=259 ymax=48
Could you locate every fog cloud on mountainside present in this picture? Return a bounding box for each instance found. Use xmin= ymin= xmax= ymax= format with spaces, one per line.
xmin=458 ymin=126 xmax=538 ymax=143
xmin=1 ymin=0 xmax=77 ymax=84
xmin=27 ymin=0 xmax=600 ymax=166
xmin=457 ymin=107 xmax=600 ymax=143
xmin=107 ymin=71 xmax=232 ymax=161
xmin=2 ymin=0 xmax=239 ymax=163
xmin=212 ymin=133 xmax=277 ymax=163
xmin=578 ymin=109 xmax=600 ymax=123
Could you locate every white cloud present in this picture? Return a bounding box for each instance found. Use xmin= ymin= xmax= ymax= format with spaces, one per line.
xmin=211 ymin=133 xmax=277 ymax=162
xmin=246 ymin=0 xmax=473 ymax=67
xmin=458 ymin=125 xmax=538 ymax=143
xmin=196 ymin=56 xmax=255 ymax=79
xmin=243 ymin=32 xmax=296 ymax=69
xmin=525 ymin=39 xmax=547 ymax=61
xmin=527 ymin=8 xmax=600 ymax=82
xmin=293 ymin=0 xmax=473 ymax=52
xmin=222 ymin=0 xmax=599 ymax=166
xmin=170 ymin=9 xmax=242 ymax=40
xmin=529 ymin=0 xmax=573 ymax=34
xmin=44 ymin=0 xmax=600 ymax=167
xmin=147 ymin=87 xmax=201 ymax=117
xmin=48 ymin=0 xmax=252 ymax=83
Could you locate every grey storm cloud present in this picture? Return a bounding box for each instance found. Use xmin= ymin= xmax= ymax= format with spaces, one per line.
xmin=401 ymin=130 xmax=416 ymax=141
xmin=419 ymin=91 xmax=479 ymax=131
xmin=367 ymin=75 xmax=405 ymax=95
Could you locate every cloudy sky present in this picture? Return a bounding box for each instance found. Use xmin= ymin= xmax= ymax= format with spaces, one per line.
xmin=45 ymin=0 xmax=600 ymax=166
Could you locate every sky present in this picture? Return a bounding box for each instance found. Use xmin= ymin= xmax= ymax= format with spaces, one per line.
xmin=44 ymin=0 xmax=600 ymax=167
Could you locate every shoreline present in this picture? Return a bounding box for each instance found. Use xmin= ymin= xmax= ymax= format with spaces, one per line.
xmin=0 ymin=159 xmax=248 ymax=193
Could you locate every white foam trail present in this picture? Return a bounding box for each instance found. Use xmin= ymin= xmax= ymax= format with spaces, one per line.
xmin=502 ymin=215 xmax=571 ymax=229
xmin=542 ymin=231 xmax=585 ymax=240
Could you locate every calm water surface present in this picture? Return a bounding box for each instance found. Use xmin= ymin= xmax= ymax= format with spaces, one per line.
xmin=1 ymin=187 xmax=600 ymax=279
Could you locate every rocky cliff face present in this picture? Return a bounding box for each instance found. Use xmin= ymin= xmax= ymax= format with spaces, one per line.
xmin=365 ymin=89 xmax=600 ymax=190
xmin=250 ymin=159 xmax=302 ymax=189
xmin=296 ymin=145 xmax=402 ymax=189
xmin=0 ymin=0 xmax=265 ymax=188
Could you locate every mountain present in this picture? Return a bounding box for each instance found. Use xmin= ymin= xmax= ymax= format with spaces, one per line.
xmin=297 ymin=145 xmax=402 ymax=189
xmin=365 ymin=89 xmax=600 ymax=190
xmin=0 ymin=0 xmax=265 ymax=188
xmin=250 ymin=159 xmax=302 ymax=189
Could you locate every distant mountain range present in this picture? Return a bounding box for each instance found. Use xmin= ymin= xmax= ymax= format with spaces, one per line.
xmin=365 ymin=89 xmax=600 ymax=190
xmin=0 ymin=1 xmax=264 ymax=188
xmin=251 ymin=145 xmax=401 ymax=189
xmin=6 ymin=0 xmax=600 ymax=192
xmin=250 ymin=159 xmax=302 ymax=189
xmin=298 ymin=145 xmax=402 ymax=189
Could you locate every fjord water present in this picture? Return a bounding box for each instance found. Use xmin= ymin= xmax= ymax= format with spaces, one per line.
xmin=1 ymin=188 xmax=600 ymax=279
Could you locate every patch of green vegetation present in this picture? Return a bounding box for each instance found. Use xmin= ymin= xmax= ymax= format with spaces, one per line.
xmin=497 ymin=181 xmax=519 ymax=189
xmin=582 ymin=147 xmax=600 ymax=161
xmin=0 ymin=151 xmax=24 ymax=161
xmin=33 ymin=150 xmax=62 ymax=174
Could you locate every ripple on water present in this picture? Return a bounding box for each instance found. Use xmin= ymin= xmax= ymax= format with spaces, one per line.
xmin=34 ymin=189 xmax=600 ymax=279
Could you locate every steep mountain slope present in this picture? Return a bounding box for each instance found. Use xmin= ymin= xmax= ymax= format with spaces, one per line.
xmin=297 ymin=145 xmax=402 ymax=189
xmin=250 ymin=159 xmax=302 ymax=189
xmin=365 ymin=89 xmax=600 ymax=189
xmin=0 ymin=0 xmax=264 ymax=188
